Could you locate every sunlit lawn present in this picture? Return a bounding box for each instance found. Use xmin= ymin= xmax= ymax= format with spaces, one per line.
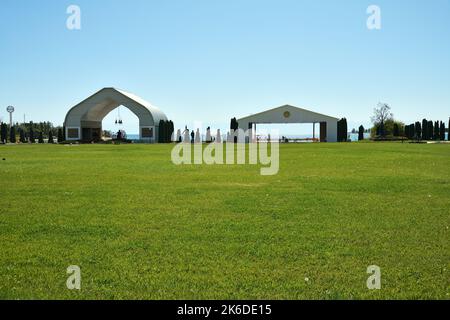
xmin=0 ymin=142 xmax=449 ymax=299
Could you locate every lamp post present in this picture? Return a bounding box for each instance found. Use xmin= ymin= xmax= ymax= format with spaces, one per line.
xmin=6 ymin=106 xmax=14 ymax=128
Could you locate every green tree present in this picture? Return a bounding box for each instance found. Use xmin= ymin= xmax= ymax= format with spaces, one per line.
xmin=0 ymin=123 xmax=7 ymax=143
xmin=169 ymin=120 xmax=174 ymax=142
xmin=393 ymin=123 xmax=399 ymax=137
xmin=57 ymin=128 xmax=64 ymax=143
xmin=164 ymin=120 xmax=170 ymax=143
xmin=427 ymin=121 xmax=433 ymax=141
xmin=29 ymin=125 xmax=35 ymax=143
xmin=230 ymin=117 xmax=238 ymax=131
xmin=358 ymin=125 xmax=365 ymax=141
xmin=371 ymin=103 xmax=393 ymax=138
xmin=434 ymin=121 xmax=440 ymax=140
xmin=230 ymin=117 xmax=238 ymax=143
xmin=48 ymin=130 xmax=54 ymax=144
xmin=439 ymin=121 xmax=445 ymax=141
xmin=158 ymin=120 xmax=165 ymax=143
xmin=19 ymin=128 xmax=26 ymax=143
xmin=422 ymin=119 xmax=428 ymax=140
xmin=38 ymin=131 xmax=44 ymax=143
xmin=9 ymin=126 xmax=16 ymax=143
xmin=405 ymin=124 xmax=412 ymax=139
xmin=414 ymin=122 xmax=422 ymax=140
xmin=337 ymin=118 xmax=348 ymax=142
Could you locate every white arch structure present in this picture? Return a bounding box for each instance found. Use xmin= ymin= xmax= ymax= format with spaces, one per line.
xmin=64 ymin=87 xmax=168 ymax=142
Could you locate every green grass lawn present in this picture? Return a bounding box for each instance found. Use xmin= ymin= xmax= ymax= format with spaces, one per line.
xmin=0 ymin=142 xmax=449 ymax=300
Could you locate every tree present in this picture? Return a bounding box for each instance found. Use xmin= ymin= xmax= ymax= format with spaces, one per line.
xmin=405 ymin=124 xmax=414 ymax=139
xmin=158 ymin=120 xmax=165 ymax=143
xmin=439 ymin=121 xmax=445 ymax=141
xmin=371 ymin=103 xmax=393 ymax=137
xmin=427 ymin=121 xmax=433 ymax=141
xmin=414 ymin=122 xmax=422 ymax=140
xmin=19 ymin=128 xmax=26 ymax=143
xmin=358 ymin=125 xmax=365 ymax=141
xmin=337 ymin=118 xmax=348 ymax=142
xmin=48 ymin=130 xmax=54 ymax=144
xmin=9 ymin=126 xmax=16 ymax=143
xmin=165 ymin=120 xmax=171 ymax=143
xmin=393 ymin=123 xmax=400 ymax=137
xmin=38 ymin=131 xmax=44 ymax=143
xmin=449 ymin=118 xmax=450 ymax=141
xmin=422 ymin=119 xmax=428 ymax=140
xmin=434 ymin=121 xmax=440 ymax=140
xmin=230 ymin=118 xmax=238 ymax=143
xmin=0 ymin=123 xmax=7 ymax=143
xmin=29 ymin=125 xmax=35 ymax=143
xmin=405 ymin=123 xmax=418 ymax=140
xmin=230 ymin=117 xmax=238 ymax=131
xmin=57 ymin=128 xmax=64 ymax=143
xmin=168 ymin=120 xmax=174 ymax=142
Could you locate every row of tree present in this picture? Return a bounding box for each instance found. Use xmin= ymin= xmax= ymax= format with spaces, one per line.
xmin=0 ymin=122 xmax=65 ymax=144
xmin=369 ymin=103 xmax=449 ymax=141
xmin=404 ymin=119 xmax=448 ymax=141
xmin=158 ymin=120 xmax=174 ymax=143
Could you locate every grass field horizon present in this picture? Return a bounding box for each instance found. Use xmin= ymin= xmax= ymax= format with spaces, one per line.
xmin=0 ymin=143 xmax=449 ymax=299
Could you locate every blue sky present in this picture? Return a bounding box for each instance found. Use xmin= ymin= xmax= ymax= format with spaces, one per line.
xmin=0 ymin=0 xmax=449 ymax=134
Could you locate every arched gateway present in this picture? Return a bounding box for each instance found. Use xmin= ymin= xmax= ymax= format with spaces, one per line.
xmin=64 ymin=87 xmax=168 ymax=143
